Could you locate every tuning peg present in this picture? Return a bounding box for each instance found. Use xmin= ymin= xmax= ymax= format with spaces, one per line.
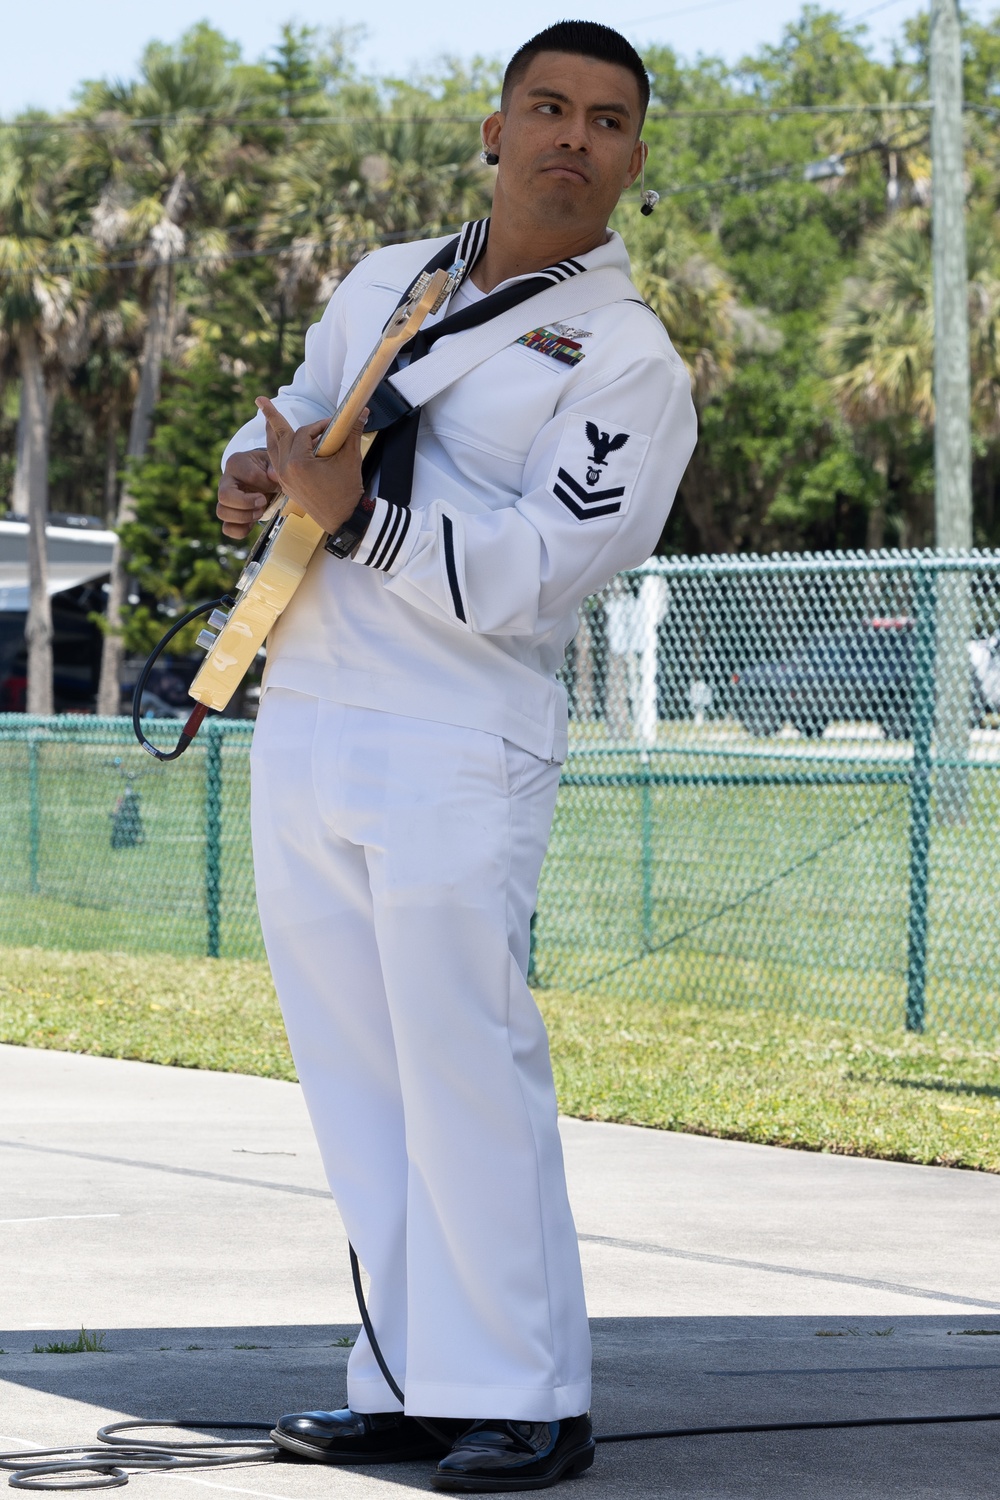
xmin=196 ymin=629 xmax=217 ymax=651
xmin=208 ymin=609 xmax=230 ymax=630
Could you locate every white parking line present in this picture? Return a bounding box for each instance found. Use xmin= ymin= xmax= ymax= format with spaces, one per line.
xmin=0 ymin=1436 xmax=36 ymax=1448
xmin=0 ymin=1214 xmax=121 ymax=1225
xmin=170 ymin=1478 xmax=298 ymax=1500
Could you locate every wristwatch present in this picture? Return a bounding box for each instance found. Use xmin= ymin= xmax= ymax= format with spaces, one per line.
xmin=324 ymin=495 xmax=377 ymax=558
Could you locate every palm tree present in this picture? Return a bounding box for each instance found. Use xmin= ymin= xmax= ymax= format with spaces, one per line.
xmin=0 ymin=119 xmax=97 ymax=714
xmin=76 ymin=28 xmax=249 ymax=714
xmin=816 ymin=65 xmax=930 ymax=216
xmin=619 ymin=204 xmax=775 ymax=552
xmin=823 ymin=208 xmax=1000 ymax=545
xmin=73 ymin=293 xmax=145 ymax=524
xmin=256 ymin=113 xmax=490 ymax=321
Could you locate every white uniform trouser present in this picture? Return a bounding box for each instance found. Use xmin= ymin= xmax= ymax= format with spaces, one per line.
xmin=250 ymin=688 xmax=592 ymax=1421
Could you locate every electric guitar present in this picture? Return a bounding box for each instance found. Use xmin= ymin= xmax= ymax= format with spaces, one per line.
xmin=186 ymin=262 xmax=463 ymax=716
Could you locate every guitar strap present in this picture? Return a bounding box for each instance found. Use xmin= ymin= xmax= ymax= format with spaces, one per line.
xmin=361 ymin=235 xmax=462 ymax=496
xmin=363 ymin=236 xmax=640 ymax=506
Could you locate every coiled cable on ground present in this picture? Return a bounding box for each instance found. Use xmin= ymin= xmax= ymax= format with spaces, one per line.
xmin=0 ymin=1422 xmax=275 ymax=1490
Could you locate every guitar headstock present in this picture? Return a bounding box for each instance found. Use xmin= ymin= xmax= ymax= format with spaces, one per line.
xmin=384 ymin=260 xmax=466 ymax=344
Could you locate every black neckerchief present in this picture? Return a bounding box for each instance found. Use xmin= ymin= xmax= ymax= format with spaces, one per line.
xmin=363 ymin=220 xmax=590 ymax=505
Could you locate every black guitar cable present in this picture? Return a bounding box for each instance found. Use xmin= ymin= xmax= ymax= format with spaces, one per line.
xmin=130 ymin=596 xmax=234 ymax=762
xmin=3 ymin=1244 xmax=1000 ymax=1490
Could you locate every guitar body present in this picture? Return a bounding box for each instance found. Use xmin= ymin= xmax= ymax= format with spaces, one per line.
xmin=188 ymin=507 xmax=325 ymax=712
xmin=186 ymin=261 xmax=463 ymax=715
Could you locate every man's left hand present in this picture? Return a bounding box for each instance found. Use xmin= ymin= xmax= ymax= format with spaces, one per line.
xmin=256 ymin=396 xmax=367 ymax=534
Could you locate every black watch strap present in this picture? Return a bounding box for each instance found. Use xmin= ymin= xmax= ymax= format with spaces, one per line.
xmin=325 ymin=496 xmax=377 ymax=559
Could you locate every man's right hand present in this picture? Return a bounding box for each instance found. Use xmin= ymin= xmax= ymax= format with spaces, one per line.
xmin=217 ymin=448 xmax=282 ymax=540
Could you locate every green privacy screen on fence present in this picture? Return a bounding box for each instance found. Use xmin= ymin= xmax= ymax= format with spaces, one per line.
xmin=2 ymin=549 xmax=999 ymax=1038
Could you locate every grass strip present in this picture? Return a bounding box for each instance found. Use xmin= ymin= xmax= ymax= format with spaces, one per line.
xmin=0 ymin=946 xmax=291 ymax=1078
xmin=1 ymin=945 xmax=998 ymax=1172
xmin=542 ymin=987 xmax=1000 ymax=1172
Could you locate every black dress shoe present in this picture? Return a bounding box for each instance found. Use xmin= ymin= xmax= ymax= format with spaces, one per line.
xmin=432 ymin=1415 xmax=595 ymax=1492
xmin=271 ymin=1408 xmax=452 ymax=1464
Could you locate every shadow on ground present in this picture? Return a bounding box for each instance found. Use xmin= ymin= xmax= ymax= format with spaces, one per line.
xmin=3 ymin=1317 xmax=1000 ymax=1499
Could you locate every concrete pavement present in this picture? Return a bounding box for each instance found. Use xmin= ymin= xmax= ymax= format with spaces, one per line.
xmin=2 ymin=1042 xmax=1000 ymax=1497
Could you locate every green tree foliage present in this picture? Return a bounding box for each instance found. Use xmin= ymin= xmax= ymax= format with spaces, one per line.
xmin=0 ymin=117 xmax=100 ymax=709
xmin=3 ymin=1 xmax=1000 ymax=676
xmin=118 ymin=343 xmax=250 ymax=654
xmin=823 ymin=205 xmax=1000 ymax=546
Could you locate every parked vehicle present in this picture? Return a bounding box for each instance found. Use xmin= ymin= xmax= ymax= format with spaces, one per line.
xmin=120 ymin=686 xmax=188 ymax=721
xmin=731 ymin=619 xmax=998 ymax=740
xmin=0 ymin=583 xmax=106 ymax=713
xmin=969 ymin=629 xmax=1000 ymax=717
xmin=120 ymin=657 xmax=200 ymax=721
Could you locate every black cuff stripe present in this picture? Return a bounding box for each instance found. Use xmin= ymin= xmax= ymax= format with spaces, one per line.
xmin=372 ymin=506 xmax=403 ymax=569
xmin=374 ymin=505 xmax=410 ymax=570
xmin=381 ymin=508 xmax=412 ymax=571
xmin=441 ymin=514 xmax=467 ymax=623
xmin=363 ymin=505 xmax=395 ymax=568
xmin=370 ymin=505 xmax=404 ymax=570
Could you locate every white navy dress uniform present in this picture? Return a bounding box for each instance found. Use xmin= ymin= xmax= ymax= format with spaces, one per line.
xmin=225 ymin=217 xmax=697 ymax=1422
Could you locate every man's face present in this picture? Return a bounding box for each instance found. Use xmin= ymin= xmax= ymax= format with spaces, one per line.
xmin=485 ymin=51 xmax=645 ymax=231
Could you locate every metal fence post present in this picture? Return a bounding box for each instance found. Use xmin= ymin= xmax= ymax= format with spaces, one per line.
xmin=640 ymin=757 xmax=654 ymax=952
xmin=27 ymin=734 xmax=40 ymax=895
xmin=906 ymin=563 xmax=937 ymax=1032
xmin=205 ymin=721 xmax=223 ymax=959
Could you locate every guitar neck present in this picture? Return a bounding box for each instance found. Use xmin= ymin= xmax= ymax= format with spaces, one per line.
xmin=256 ymin=264 xmax=459 ymax=521
xmin=314 ymin=329 xmax=415 ymax=457
xmin=254 ymin=336 xmax=406 ymax=527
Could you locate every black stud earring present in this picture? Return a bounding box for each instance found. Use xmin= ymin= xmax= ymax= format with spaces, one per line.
xmin=479 ymin=148 xmax=499 ymax=167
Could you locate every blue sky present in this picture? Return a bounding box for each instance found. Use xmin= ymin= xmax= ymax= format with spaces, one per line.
xmin=1 ymin=1 xmax=976 ymax=115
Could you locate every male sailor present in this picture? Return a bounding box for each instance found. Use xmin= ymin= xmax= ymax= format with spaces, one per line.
xmin=216 ymin=20 xmax=696 ymax=1492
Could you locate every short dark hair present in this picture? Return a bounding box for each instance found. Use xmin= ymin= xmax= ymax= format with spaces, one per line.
xmin=502 ymin=21 xmax=650 ymax=124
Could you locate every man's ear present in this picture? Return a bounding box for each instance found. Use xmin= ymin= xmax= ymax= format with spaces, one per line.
xmin=482 ymin=111 xmax=503 ymax=157
xmin=625 ymin=139 xmax=646 ymax=193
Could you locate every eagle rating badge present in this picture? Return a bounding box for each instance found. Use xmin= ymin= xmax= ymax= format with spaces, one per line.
xmin=546 ymin=415 xmax=650 ymax=523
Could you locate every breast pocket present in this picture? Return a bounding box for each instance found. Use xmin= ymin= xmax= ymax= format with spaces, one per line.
xmin=513 ymin=343 xmax=578 ymax=377
xmin=429 ymin=344 xmax=569 ymax=467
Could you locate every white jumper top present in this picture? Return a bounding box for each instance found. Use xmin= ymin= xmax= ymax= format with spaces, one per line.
xmin=222 ymin=220 xmax=698 ymax=761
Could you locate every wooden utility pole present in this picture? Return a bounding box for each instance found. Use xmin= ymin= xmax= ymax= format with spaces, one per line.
xmin=932 ymin=0 xmax=971 ymax=545
xmin=96 ymin=172 xmax=187 ymax=718
xmin=20 ymin=327 xmax=54 ymax=717
xmin=930 ymin=0 xmax=972 ymax=821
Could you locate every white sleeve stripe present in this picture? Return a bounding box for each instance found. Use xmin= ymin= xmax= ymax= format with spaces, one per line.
xmin=357 ymin=502 xmax=395 ymax=566
xmin=380 ymin=507 xmax=412 ymax=571
xmin=457 ymin=218 xmax=488 ymax=272
xmin=349 ymin=496 xmax=419 ymax=573
xmin=369 ymin=506 xmax=401 ymax=568
xmin=368 ymin=503 xmax=409 ymax=570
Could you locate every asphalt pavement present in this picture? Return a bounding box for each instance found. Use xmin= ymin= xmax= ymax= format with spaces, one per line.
xmin=2 ymin=1041 xmax=1000 ymax=1499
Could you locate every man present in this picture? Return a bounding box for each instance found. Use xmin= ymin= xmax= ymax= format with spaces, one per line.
xmin=217 ymin=20 xmax=696 ymax=1492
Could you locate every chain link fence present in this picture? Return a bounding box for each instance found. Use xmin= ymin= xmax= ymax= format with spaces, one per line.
xmin=2 ymin=549 xmax=999 ymax=1038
